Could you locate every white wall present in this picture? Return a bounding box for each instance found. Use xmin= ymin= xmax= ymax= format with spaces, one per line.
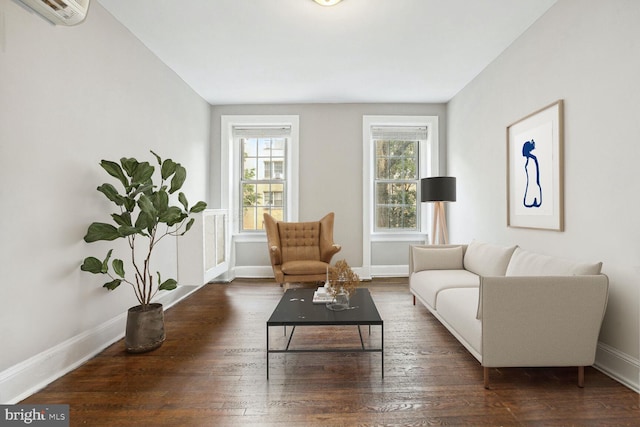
xmin=448 ymin=0 xmax=640 ymax=390
xmin=210 ymin=103 xmax=447 ymax=275
xmin=0 ymin=0 xmax=210 ymax=401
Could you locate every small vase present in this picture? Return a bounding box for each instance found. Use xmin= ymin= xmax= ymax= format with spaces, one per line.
xmin=326 ymin=291 xmax=350 ymax=311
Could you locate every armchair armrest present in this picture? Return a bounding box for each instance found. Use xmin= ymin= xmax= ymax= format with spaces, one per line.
xmin=269 ymin=245 xmax=282 ymax=266
xmin=321 ymin=243 xmax=341 ymax=262
xmin=480 ymin=275 xmax=609 ymax=367
xmin=319 ymin=212 xmax=341 ymax=262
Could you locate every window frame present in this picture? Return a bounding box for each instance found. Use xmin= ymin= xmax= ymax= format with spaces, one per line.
xmin=362 ymin=115 xmax=439 ymax=277
xmin=221 ymin=115 xmax=299 ymax=240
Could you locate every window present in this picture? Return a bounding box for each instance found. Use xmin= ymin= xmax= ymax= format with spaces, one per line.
xmin=362 ymin=115 xmax=439 ymax=277
xmin=372 ymin=126 xmax=427 ymax=232
xmin=221 ymin=115 xmax=299 ymax=237
xmin=240 ymin=137 xmax=286 ymax=230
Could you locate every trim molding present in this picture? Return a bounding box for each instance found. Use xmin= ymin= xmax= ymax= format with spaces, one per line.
xmin=0 ymin=285 xmax=203 ymax=404
xmin=370 ymin=265 xmax=409 ymax=278
xmin=232 ymin=266 xmax=273 ymax=279
xmin=594 ymin=342 xmax=639 ymax=393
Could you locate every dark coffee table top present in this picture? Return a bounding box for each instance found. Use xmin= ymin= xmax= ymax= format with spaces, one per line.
xmin=267 ymin=288 xmax=383 ymax=326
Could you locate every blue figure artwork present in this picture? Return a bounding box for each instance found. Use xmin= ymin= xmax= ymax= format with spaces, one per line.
xmin=522 ymin=139 xmax=542 ymax=208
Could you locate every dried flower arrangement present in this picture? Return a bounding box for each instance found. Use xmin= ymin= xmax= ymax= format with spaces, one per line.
xmin=327 ymin=259 xmax=360 ymax=297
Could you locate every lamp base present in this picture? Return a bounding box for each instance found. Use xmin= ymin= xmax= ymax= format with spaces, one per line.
xmin=431 ymin=202 xmax=449 ymax=245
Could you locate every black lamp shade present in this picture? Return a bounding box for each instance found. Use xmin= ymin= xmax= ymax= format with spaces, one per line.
xmin=421 ymin=177 xmax=456 ymax=202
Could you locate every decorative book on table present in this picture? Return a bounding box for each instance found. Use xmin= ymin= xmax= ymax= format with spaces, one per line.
xmin=313 ymin=287 xmax=333 ymax=304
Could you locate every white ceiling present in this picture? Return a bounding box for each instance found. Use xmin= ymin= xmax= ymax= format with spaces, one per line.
xmin=97 ymin=0 xmax=557 ymax=105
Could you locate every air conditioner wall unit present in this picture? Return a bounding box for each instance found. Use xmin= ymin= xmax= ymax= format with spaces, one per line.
xmin=18 ymin=0 xmax=90 ymax=26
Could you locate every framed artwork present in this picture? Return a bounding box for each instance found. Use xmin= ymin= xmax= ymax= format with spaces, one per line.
xmin=507 ymin=100 xmax=564 ymax=231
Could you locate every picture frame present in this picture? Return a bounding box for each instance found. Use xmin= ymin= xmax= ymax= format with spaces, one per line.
xmin=507 ymin=100 xmax=564 ymax=231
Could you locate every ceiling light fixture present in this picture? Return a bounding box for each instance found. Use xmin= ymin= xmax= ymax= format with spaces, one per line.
xmin=313 ymin=0 xmax=343 ymax=6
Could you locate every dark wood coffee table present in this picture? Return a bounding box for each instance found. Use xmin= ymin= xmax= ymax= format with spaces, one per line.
xmin=266 ymin=287 xmax=383 ymax=379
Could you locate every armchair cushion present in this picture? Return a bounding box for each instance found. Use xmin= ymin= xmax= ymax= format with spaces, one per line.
xmin=282 ymin=260 xmax=329 ymax=275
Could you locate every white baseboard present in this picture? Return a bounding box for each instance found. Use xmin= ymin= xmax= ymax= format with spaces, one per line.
xmin=369 ymin=265 xmax=409 ymax=278
xmin=232 ymin=266 xmax=273 ymax=278
xmin=231 ymin=265 xmax=409 ymax=281
xmin=0 ymin=285 xmax=202 ymax=404
xmin=594 ymin=342 xmax=640 ymax=393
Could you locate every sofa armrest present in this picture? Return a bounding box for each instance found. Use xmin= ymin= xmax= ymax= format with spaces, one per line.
xmin=480 ymin=275 xmax=609 ymax=367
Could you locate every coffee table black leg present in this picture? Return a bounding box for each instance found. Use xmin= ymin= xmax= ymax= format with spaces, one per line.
xmin=381 ymin=324 xmax=384 ymax=378
xmin=357 ymin=325 xmax=365 ymax=350
xmin=266 ymin=325 xmax=270 ymax=380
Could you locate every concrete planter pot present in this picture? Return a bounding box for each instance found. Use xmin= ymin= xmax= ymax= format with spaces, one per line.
xmin=125 ymin=303 xmax=165 ymax=353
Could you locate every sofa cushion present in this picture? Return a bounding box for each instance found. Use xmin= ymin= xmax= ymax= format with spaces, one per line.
xmin=463 ymin=240 xmax=517 ymax=277
xmin=436 ymin=287 xmax=482 ymax=358
xmin=505 ymin=247 xmax=603 ymax=276
xmin=410 ymin=269 xmax=479 ymax=310
xmin=412 ymin=246 xmax=464 ymax=272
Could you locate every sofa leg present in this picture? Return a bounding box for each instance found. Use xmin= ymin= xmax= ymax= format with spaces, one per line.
xmin=578 ymin=366 xmax=584 ymax=388
xmin=413 ymin=295 xmax=416 ymax=306
xmin=483 ymin=367 xmax=490 ymax=389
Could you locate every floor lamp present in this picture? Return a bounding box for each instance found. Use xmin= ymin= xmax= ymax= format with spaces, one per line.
xmin=421 ymin=177 xmax=456 ymax=245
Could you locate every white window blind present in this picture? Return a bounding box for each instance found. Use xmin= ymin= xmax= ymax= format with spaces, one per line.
xmin=232 ymin=126 xmax=291 ymax=138
xmin=371 ymin=126 xmax=428 ymax=141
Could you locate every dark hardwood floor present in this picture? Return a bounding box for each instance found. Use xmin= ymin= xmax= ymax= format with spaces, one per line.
xmin=23 ymin=279 xmax=640 ymax=426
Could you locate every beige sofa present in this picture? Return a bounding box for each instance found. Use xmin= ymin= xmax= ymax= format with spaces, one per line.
xmin=409 ymin=240 xmax=609 ymax=388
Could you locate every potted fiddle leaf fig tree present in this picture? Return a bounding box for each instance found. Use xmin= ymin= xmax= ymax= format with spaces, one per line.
xmin=81 ymin=150 xmax=206 ymax=353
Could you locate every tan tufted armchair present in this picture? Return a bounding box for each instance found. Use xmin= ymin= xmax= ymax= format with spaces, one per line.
xmin=263 ymin=212 xmax=342 ymax=287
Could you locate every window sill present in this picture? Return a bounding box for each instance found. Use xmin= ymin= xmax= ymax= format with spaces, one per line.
xmin=233 ymin=233 xmax=267 ymax=243
xmin=370 ymin=232 xmax=428 ymax=242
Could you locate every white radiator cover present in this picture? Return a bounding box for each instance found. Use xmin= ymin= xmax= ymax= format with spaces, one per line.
xmin=177 ymin=210 xmax=229 ymax=287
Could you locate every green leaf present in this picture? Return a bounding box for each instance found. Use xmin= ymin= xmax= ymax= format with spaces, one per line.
xmin=123 ymin=197 xmax=136 ymax=213
xmin=97 ymin=183 xmax=125 ymax=206
xmin=178 ymin=192 xmax=189 ymax=211
xmin=169 ymin=164 xmax=186 ymax=194
xmin=137 ymin=194 xmax=157 ymax=218
xmin=100 ymin=160 xmax=128 ymax=189
xmin=111 ymin=212 xmax=132 ymax=227
xmin=84 ymin=223 xmax=120 ymax=242
xmin=153 ymin=189 xmax=169 ymax=214
xmin=80 ymin=257 xmax=104 ymax=274
xmin=118 ymin=225 xmax=140 ymax=236
xmin=112 ymin=259 xmax=125 ymax=278
xmin=180 ymin=218 xmax=195 ymax=236
xmin=159 ymin=278 xmax=177 ymax=291
xmin=190 ymin=201 xmax=207 ymax=213
xmin=101 ymin=249 xmax=112 ymax=273
xmin=159 ymin=206 xmax=184 ymax=225
xmin=132 ymin=162 xmax=154 ymax=186
xmin=131 ymin=183 xmax=154 ymax=197
xmin=120 ymin=157 xmax=138 ymax=177
xmin=151 ymin=150 xmax=162 ymax=166
xmin=134 ymin=212 xmax=152 ymax=230
xmin=103 ymin=279 xmax=122 ymax=291
xmin=161 ymin=159 xmax=177 ymax=180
